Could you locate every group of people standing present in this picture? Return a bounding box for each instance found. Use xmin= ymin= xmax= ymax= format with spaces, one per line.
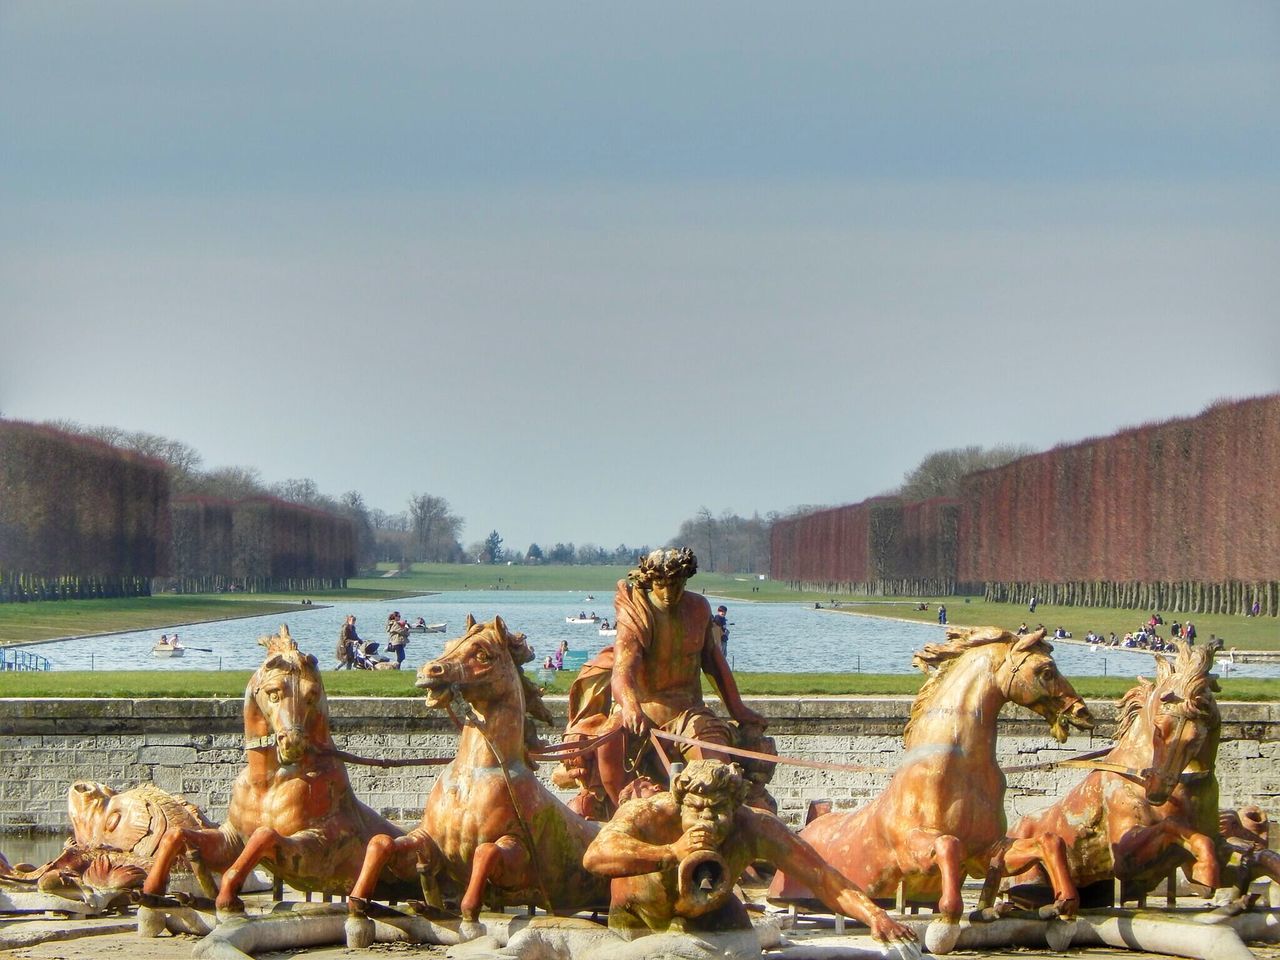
xmin=334 ymin=611 xmax=410 ymax=670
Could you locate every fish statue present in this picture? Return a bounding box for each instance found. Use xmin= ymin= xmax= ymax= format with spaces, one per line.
xmin=0 ymin=781 xmax=217 ymax=910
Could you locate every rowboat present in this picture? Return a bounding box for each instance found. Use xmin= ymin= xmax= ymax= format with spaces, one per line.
xmin=598 ymin=628 xmax=617 ymax=637
xmin=409 ymin=622 xmax=448 ymax=633
xmin=566 ymin=616 xmax=598 ymax=624
xmin=152 ymin=644 xmax=185 ymax=658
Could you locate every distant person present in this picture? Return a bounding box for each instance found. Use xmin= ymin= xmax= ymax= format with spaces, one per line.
xmin=1029 ymin=596 xmax=1038 ymax=613
xmin=554 ymin=639 xmax=568 ymax=671
xmin=157 ymin=634 xmax=170 ymax=647
xmin=1016 ymin=621 xmax=1028 ymax=635
xmin=1185 ymin=621 xmax=1197 ymax=645
xmin=386 ymin=612 xmax=409 ymax=667
xmin=937 ymin=604 xmax=947 ymax=625
xmin=712 ymin=604 xmax=730 ymax=656
xmin=336 ymin=614 xmax=361 ymax=670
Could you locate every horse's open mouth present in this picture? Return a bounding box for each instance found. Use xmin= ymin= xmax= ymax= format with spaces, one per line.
xmin=416 ymin=671 xmax=453 ymax=709
xmin=1048 ymin=701 xmax=1095 ymax=742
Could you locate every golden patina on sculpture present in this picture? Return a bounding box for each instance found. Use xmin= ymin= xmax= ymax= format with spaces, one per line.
xmin=583 ymin=758 xmax=918 ymax=950
xmin=554 ymin=548 xmax=776 ymax=821
xmin=346 ymin=615 xmax=608 ymax=945
xmin=769 ymin=626 xmax=1095 ymax=952
xmin=1010 ymin=639 xmax=1280 ymax=908
xmin=1007 ymin=639 xmax=1220 ymax=904
xmin=138 ymin=625 xmax=421 ymax=933
xmin=0 ymin=781 xmax=215 ymax=907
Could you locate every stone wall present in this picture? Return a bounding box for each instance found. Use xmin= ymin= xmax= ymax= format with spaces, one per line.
xmin=1 ymin=696 xmax=1278 ymax=833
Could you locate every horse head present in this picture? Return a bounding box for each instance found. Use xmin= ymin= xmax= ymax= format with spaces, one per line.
xmin=417 ymin=614 xmax=543 ymax=716
xmin=1117 ymin=640 xmax=1218 ymax=804
xmin=994 ymin=627 xmax=1094 ymax=742
xmin=246 ymin=625 xmax=329 ymax=765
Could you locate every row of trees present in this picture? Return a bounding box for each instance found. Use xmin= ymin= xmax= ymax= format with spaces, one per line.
xmin=773 ymin=396 xmax=1280 ymax=615
xmin=0 ymin=421 xmax=171 ymax=601
xmin=957 ymin=395 xmax=1280 ymax=614
xmin=12 ymin=418 xmax=785 ymax=579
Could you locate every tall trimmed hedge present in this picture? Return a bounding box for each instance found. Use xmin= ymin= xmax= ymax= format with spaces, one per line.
xmin=770 ymin=497 xmax=957 ymax=596
xmin=0 ymin=420 xmax=170 ymax=601
xmin=771 ymin=395 xmax=1278 ymax=613
xmin=956 ymin=394 xmax=1280 ymax=615
xmin=171 ymin=497 xmax=235 ymax=594
xmin=230 ymin=497 xmax=353 ymax=593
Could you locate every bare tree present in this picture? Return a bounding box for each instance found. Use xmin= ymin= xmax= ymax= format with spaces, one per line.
xmin=407 ymin=493 xmax=463 ymax=562
xmin=193 ymin=465 xmax=266 ymax=500
xmin=897 ymin=444 xmax=1035 ymax=501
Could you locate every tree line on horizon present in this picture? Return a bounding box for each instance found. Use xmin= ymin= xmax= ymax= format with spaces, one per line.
xmin=772 ymin=395 xmax=1280 ymax=617
xmin=3 ymin=414 xmax=1040 ymax=594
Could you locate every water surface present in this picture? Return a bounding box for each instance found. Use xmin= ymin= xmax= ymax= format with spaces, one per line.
xmin=19 ymin=590 xmax=1274 ymax=679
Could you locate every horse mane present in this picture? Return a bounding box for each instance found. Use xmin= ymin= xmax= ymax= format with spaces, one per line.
xmin=253 ymin=624 xmax=319 ymax=675
xmin=258 ymin=624 xmax=298 ymax=654
xmin=905 ymin=626 xmax=1022 ymax=743
xmin=460 ymin=615 xmax=553 ymax=727
xmin=1115 ymin=640 xmax=1218 ymax=740
xmin=1114 ymin=678 xmax=1155 ymax=741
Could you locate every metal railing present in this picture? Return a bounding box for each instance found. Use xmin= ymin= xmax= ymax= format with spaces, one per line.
xmin=1 ymin=649 xmax=51 ymax=671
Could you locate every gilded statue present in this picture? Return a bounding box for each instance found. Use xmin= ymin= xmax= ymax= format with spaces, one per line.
xmin=556 ymin=549 xmax=775 ymax=819
xmin=583 ymin=758 xmax=917 ymax=950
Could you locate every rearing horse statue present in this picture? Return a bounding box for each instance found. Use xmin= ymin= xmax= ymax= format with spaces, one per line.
xmin=769 ymin=626 xmax=1094 ymax=952
xmin=1007 ymin=639 xmax=1221 ymax=906
xmin=346 ymin=615 xmax=607 ymax=945
xmin=139 ymin=626 xmax=420 ymax=934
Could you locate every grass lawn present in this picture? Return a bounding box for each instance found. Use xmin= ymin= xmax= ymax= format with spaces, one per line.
xmin=1 ymin=669 xmax=1274 ymax=702
xmin=0 ymin=587 xmax=426 ymax=646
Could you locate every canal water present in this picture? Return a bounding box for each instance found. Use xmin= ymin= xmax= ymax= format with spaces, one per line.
xmin=16 ymin=591 xmax=1277 ymax=679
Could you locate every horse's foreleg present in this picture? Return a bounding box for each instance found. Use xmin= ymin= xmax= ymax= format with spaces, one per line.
xmin=348 ymin=830 xmax=429 ymax=906
xmin=1000 ymin=834 xmax=1079 ymax=918
xmin=460 ymin=836 xmax=529 ymax=925
xmin=346 ymin=829 xmax=435 ymax=949
xmin=902 ymin=829 xmax=964 ymax=920
xmin=142 ymin=826 xmax=240 ymax=899
xmin=139 ymin=827 xmax=241 ymax=938
xmin=902 ymin=829 xmax=965 ymax=954
xmin=1115 ymin=821 xmax=1219 ymax=893
xmin=216 ymin=826 xmax=283 ymax=915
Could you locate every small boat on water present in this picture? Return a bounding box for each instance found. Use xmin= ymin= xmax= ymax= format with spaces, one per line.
xmin=598 ymin=628 xmax=617 ymax=637
xmin=408 ymin=622 xmax=448 ymax=633
xmin=152 ymin=644 xmax=185 ymax=658
xmin=566 ymin=616 xmax=599 ymax=624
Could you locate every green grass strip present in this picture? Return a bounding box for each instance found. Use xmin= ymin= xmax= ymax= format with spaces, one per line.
xmin=0 ymin=670 xmax=1274 ymax=702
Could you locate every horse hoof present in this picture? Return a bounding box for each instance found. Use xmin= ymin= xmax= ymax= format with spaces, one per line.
xmin=924 ymin=918 xmax=962 ymax=954
xmin=137 ymin=905 xmax=166 ymax=938
xmin=970 ymin=901 xmax=1015 ymax=923
xmin=345 ymin=914 xmax=375 ymax=949
xmin=215 ymin=901 xmax=246 ymax=924
xmin=1045 ymin=917 xmax=1078 ymax=952
xmin=458 ymin=919 xmax=486 ymax=942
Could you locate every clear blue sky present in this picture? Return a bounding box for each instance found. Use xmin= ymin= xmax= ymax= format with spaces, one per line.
xmin=2 ymin=2 xmax=1277 ymax=550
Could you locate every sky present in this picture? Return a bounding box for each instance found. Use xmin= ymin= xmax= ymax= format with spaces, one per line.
xmin=1 ymin=2 xmax=1278 ymax=552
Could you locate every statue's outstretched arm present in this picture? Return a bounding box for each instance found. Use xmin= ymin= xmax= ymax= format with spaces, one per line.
xmin=753 ymin=813 xmax=916 ymax=945
xmin=701 ymin=632 xmax=765 ymax=731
